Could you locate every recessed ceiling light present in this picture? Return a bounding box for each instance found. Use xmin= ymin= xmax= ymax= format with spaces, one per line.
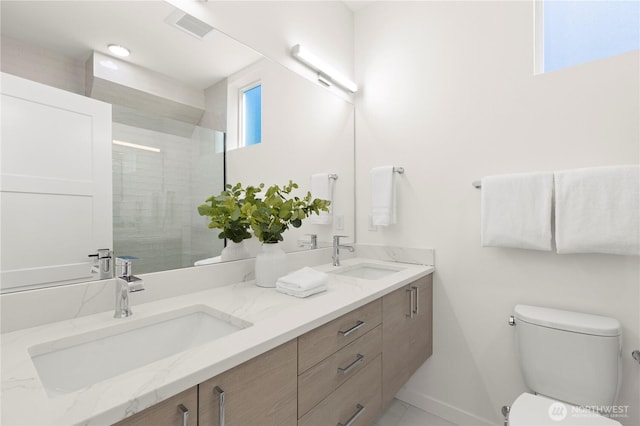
xmin=108 ymin=44 xmax=130 ymax=57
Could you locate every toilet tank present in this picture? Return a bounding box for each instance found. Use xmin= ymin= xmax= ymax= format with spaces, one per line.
xmin=514 ymin=305 xmax=622 ymax=407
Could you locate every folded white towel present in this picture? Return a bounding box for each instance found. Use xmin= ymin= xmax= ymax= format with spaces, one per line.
xmin=555 ymin=165 xmax=640 ymax=255
xmin=276 ymin=284 xmax=327 ymax=298
xmin=310 ymin=173 xmax=333 ymax=225
xmin=481 ymin=172 xmax=554 ymax=251
xmin=371 ymin=166 xmax=396 ymax=226
xmin=276 ymin=267 xmax=329 ymax=291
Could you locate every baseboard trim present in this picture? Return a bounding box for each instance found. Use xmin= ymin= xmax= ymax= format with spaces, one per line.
xmin=395 ymin=388 xmax=499 ymax=426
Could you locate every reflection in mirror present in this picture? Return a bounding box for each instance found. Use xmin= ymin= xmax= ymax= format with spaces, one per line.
xmin=112 ymin=105 xmax=225 ymax=274
xmin=0 ymin=0 xmax=355 ymax=292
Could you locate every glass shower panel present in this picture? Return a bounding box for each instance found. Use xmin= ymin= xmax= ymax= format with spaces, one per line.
xmin=112 ymin=108 xmax=224 ymax=274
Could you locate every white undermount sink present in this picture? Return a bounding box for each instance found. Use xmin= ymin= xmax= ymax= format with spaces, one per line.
xmin=29 ymin=305 xmax=251 ymax=397
xmin=332 ymin=263 xmax=406 ymax=280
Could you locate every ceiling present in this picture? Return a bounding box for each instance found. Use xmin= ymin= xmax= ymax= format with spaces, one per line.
xmin=0 ymin=1 xmax=263 ymax=90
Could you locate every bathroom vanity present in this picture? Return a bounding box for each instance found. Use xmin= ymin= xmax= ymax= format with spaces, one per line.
xmin=1 ymin=258 xmax=433 ymax=425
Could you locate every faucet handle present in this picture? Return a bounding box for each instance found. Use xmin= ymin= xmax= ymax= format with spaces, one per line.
xmin=333 ymin=235 xmax=350 ymax=244
xmin=116 ymin=256 xmax=138 ymax=278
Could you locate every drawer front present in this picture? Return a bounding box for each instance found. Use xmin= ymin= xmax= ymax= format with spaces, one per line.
xmin=115 ymin=386 xmax=197 ymax=426
xmin=298 ymin=354 xmax=382 ymax=426
xmin=298 ymin=299 xmax=382 ymax=373
xmin=298 ymin=324 xmax=382 ymax=418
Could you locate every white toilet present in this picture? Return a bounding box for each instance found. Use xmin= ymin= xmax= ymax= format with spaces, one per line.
xmin=508 ymin=304 xmax=623 ymax=426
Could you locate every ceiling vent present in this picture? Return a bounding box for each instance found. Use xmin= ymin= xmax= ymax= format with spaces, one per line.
xmin=165 ymin=9 xmax=214 ymax=40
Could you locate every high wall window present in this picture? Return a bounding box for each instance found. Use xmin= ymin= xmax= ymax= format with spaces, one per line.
xmin=537 ymin=0 xmax=639 ymax=73
xmin=240 ymin=83 xmax=262 ymax=147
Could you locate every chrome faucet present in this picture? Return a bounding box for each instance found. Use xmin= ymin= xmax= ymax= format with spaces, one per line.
xmin=114 ymin=258 xmax=144 ymax=318
xmin=88 ymin=248 xmax=113 ymax=280
xmin=299 ymin=234 xmax=318 ymax=250
xmin=332 ymin=235 xmax=354 ymax=266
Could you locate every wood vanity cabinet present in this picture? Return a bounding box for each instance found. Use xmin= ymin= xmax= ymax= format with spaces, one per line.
xmin=114 ymin=386 xmax=198 ymax=426
xmin=114 ymin=340 xmax=296 ymax=426
xmin=382 ymin=274 xmax=433 ymax=408
xmin=113 ymin=273 xmax=433 ymax=426
xmin=198 ymin=339 xmax=297 ymax=426
xmin=297 ymin=300 xmax=383 ymax=426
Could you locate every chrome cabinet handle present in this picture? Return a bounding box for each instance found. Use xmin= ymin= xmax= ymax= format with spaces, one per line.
xmin=406 ymin=288 xmax=415 ymax=319
xmin=338 ymin=320 xmax=365 ymax=337
xmin=177 ymin=404 xmax=189 ymax=426
xmin=214 ymin=386 xmax=225 ymax=426
xmin=337 ymin=404 xmax=365 ymax=426
xmin=337 ymin=353 xmax=364 ymax=375
xmin=412 ymin=286 xmax=419 ymax=315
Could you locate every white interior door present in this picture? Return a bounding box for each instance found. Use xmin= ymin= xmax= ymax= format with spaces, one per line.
xmin=0 ymin=72 xmax=112 ymax=292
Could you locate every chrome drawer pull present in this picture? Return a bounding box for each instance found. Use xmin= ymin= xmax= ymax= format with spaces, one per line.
xmin=177 ymin=404 xmax=189 ymax=426
xmin=214 ymin=386 xmax=225 ymax=426
xmin=337 ymin=404 xmax=365 ymax=426
xmin=337 ymin=353 xmax=364 ymax=375
xmin=406 ymin=288 xmax=415 ymax=319
xmin=412 ymin=286 xmax=419 ymax=315
xmin=338 ymin=320 xmax=365 ymax=337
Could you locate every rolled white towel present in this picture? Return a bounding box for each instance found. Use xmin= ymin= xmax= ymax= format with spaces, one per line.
xmin=276 ymin=267 xmax=328 ymax=291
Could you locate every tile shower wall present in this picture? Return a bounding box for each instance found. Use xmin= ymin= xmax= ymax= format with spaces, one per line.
xmin=112 ymin=122 xmax=224 ymax=274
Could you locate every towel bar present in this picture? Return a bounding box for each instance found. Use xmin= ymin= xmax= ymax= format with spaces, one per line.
xmin=393 ymin=167 xmax=404 ymax=174
xmin=329 ymin=174 xmax=338 ymax=180
xmin=472 ymin=180 xmax=481 ymax=188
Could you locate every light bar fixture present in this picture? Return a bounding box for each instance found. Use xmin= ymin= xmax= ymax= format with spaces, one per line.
xmin=113 ymin=140 xmax=161 ymax=153
xmin=291 ymin=44 xmax=358 ymax=93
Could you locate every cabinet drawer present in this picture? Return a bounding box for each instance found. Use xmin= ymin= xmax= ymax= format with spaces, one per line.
xmin=298 ymin=324 xmax=382 ymax=418
xmin=199 ymin=340 xmax=297 ymax=426
xmin=298 ymin=354 xmax=382 ymax=426
xmin=298 ymin=299 xmax=381 ymax=373
xmin=115 ymin=386 xmax=197 ymax=426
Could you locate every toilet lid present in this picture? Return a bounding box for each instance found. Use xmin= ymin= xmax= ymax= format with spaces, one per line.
xmin=509 ymin=393 xmax=622 ymax=426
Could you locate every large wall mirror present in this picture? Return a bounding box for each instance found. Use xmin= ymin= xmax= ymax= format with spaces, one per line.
xmin=0 ymin=1 xmax=354 ymax=293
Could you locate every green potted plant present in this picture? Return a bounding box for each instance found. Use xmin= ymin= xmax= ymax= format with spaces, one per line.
xmin=247 ymin=181 xmax=331 ymax=244
xmin=197 ymin=183 xmax=262 ymax=261
xmin=246 ymin=181 xmax=330 ymax=287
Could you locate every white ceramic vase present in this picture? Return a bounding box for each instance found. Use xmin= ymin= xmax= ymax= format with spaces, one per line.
xmin=254 ymin=242 xmax=287 ymax=288
xmin=220 ymin=240 xmax=250 ymax=262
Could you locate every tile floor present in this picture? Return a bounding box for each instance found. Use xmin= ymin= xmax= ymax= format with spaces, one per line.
xmin=375 ymin=399 xmax=458 ymax=426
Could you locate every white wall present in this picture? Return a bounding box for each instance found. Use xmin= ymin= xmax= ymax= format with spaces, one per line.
xmin=226 ymin=58 xmax=355 ymax=253
xmin=354 ymin=2 xmax=639 ymax=425
xmin=1 ymin=36 xmax=85 ymax=95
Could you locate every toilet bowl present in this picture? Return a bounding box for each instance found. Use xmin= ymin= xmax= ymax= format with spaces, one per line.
xmin=508 ymin=305 xmax=623 ymax=426
xmin=509 ymin=393 xmax=621 ymax=426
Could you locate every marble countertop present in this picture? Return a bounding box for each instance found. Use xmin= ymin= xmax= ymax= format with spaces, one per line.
xmin=1 ymin=257 xmax=434 ymax=426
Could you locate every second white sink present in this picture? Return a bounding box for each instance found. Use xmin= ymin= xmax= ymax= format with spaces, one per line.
xmin=333 ymin=263 xmax=405 ymax=280
xmin=29 ymin=305 xmax=251 ymax=397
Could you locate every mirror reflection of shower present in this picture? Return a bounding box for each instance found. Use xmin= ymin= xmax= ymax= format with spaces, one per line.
xmin=112 ymin=105 xmax=225 ymax=274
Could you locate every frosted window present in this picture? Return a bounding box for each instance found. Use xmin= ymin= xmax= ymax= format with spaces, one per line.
xmin=543 ymin=0 xmax=640 ymax=73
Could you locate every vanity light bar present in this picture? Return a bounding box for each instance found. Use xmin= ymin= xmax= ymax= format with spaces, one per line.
xmin=113 ymin=140 xmax=161 ymax=153
xmin=291 ymin=44 xmax=358 ymax=93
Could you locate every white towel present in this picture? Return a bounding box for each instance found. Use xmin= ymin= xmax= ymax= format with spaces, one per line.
xmin=555 ymin=165 xmax=640 ymax=255
xmin=481 ymin=172 xmax=554 ymax=251
xmin=276 ymin=284 xmax=327 ymax=298
xmin=310 ymin=173 xmax=333 ymax=225
xmin=276 ymin=267 xmax=329 ymax=298
xmin=370 ymin=166 xmax=396 ymax=226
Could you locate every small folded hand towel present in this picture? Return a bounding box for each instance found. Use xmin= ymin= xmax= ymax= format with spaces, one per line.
xmin=370 ymin=166 xmax=396 ymax=226
xmin=276 ymin=267 xmax=328 ymax=298
xmin=481 ymin=172 xmax=554 ymax=251
xmin=555 ymin=165 xmax=640 ymax=255
xmin=310 ymin=173 xmax=333 ymax=225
